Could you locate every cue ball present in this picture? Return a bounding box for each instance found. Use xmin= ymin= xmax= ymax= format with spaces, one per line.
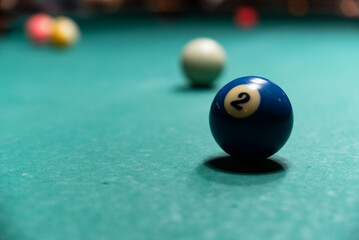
xmin=181 ymin=38 xmax=226 ymax=87
xmin=25 ymin=13 xmax=53 ymax=44
xmin=209 ymin=76 xmax=293 ymax=159
xmin=52 ymin=16 xmax=80 ymax=47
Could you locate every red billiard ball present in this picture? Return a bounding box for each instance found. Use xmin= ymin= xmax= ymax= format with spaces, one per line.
xmin=25 ymin=13 xmax=53 ymax=44
xmin=234 ymin=6 xmax=259 ymax=29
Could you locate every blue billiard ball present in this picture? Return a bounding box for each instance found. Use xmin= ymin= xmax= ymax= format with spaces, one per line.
xmin=209 ymin=76 xmax=293 ymax=159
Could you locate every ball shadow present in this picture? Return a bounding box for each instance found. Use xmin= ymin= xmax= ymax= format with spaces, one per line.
xmin=196 ymin=155 xmax=288 ymax=186
xmin=206 ymin=156 xmax=288 ymax=174
xmin=173 ymin=84 xmax=217 ymax=93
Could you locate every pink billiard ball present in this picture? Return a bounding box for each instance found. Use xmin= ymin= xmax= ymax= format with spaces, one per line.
xmin=25 ymin=13 xmax=53 ymax=44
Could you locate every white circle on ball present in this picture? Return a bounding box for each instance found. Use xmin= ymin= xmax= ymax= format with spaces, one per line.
xmin=224 ymin=84 xmax=261 ymax=118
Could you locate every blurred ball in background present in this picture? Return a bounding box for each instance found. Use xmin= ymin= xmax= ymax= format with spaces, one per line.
xmin=25 ymin=13 xmax=53 ymax=44
xmin=52 ymin=16 xmax=80 ymax=47
xmin=234 ymin=6 xmax=259 ymax=29
xmin=181 ymin=38 xmax=226 ymax=87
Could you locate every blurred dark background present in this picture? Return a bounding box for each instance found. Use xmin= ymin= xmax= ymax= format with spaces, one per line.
xmin=1 ymin=0 xmax=359 ymax=33
xmin=0 ymin=0 xmax=358 ymax=17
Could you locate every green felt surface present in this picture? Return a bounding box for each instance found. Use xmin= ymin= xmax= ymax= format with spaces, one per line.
xmin=1 ymin=15 xmax=359 ymax=240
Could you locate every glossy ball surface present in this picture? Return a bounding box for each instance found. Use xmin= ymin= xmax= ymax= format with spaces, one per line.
xmin=209 ymin=76 xmax=293 ymax=159
xmin=181 ymin=38 xmax=226 ymax=87
xmin=25 ymin=13 xmax=53 ymax=44
xmin=52 ymin=16 xmax=80 ymax=47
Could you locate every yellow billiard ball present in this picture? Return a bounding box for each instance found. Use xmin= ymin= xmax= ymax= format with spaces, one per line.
xmin=52 ymin=16 xmax=80 ymax=47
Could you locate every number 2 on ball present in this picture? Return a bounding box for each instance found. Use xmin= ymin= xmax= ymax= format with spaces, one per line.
xmin=230 ymin=92 xmax=250 ymax=111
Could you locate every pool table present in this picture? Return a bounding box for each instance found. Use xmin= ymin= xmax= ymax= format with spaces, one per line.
xmin=1 ymin=14 xmax=359 ymax=240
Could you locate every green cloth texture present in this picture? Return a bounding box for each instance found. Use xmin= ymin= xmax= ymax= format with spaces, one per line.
xmin=1 ymin=16 xmax=359 ymax=240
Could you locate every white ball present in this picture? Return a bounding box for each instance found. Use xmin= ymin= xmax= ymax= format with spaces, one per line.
xmin=181 ymin=38 xmax=226 ymax=86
